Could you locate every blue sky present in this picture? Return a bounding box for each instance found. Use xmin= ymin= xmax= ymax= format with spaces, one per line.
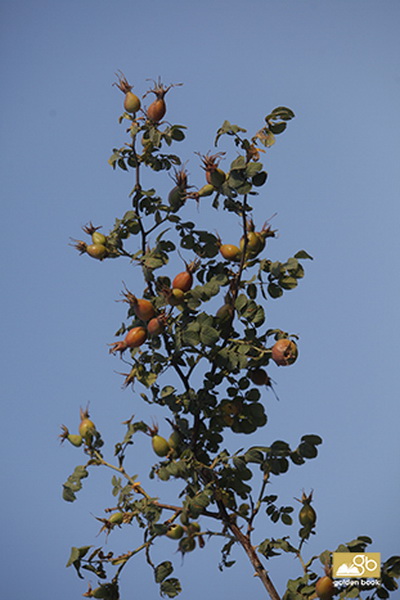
xmin=1 ymin=1 xmax=399 ymax=599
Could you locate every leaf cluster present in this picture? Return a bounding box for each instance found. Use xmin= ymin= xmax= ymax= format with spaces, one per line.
xmin=63 ymin=78 xmax=398 ymax=600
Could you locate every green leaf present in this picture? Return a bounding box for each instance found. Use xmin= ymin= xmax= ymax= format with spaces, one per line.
xmin=346 ymin=536 xmax=372 ymax=551
xmin=161 ymin=386 xmax=176 ymax=398
xmin=215 ymin=120 xmax=247 ymax=145
xmin=62 ymin=485 xmax=77 ymax=502
xmin=301 ymin=434 xmax=322 ymax=446
xmin=235 ymin=180 xmax=253 ymax=195
xmin=108 ymin=152 xmax=119 ymax=168
xmin=384 ymin=555 xmax=400 ymax=577
xmin=266 ymin=106 xmax=295 ymax=122
xmin=170 ymin=128 xmax=185 ymax=141
xmin=242 ymin=300 xmax=260 ymax=322
xmin=81 ymin=563 xmax=107 ymax=578
xmin=136 ymin=368 xmax=158 ymax=388
xmin=270 ymin=440 xmax=291 ymax=455
xmin=319 ymin=550 xmax=332 ymax=566
xmin=290 ymin=450 xmax=305 ymax=465
xmin=270 ymin=261 xmax=283 ymax=277
xmin=239 ymin=377 xmax=250 ymax=390
xmin=269 ymin=122 xmax=287 ymax=134
xmin=252 ymin=171 xmax=268 ymax=187
xmin=155 ymin=561 xmax=174 ymax=584
xmin=230 ymin=155 xmax=246 ymax=171
xmin=268 ymin=283 xmax=283 ymax=299
xmin=235 ymin=294 xmax=249 ymax=312
xmin=279 ymin=276 xmax=298 ymax=290
xmin=247 ymin=283 xmax=257 ymax=299
xmin=127 ymin=155 xmax=138 ymax=168
xmin=356 ymin=535 xmax=373 ymax=544
xmin=180 ymin=234 xmax=195 ymax=249
xmin=227 ymin=170 xmax=246 ymax=189
xmin=200 ymin=325 xmax=220 ymax=346
xmin=182 ymin=328 xmax=200 ymax=346
xmin=270 ymin=457 xmax=289 ymax=474
xmin=66 ymin=545 xmax=92 ymax=568
xmin=245 ymin=388 xmax=261 ymax=401
xmin=160 ymin=578 xmax=182 ymax=598
xmin=244 ymin=449 xmax=265 ymax=464
xmin=298 ymin=442 xmax=318 ymax=459
xmin=381 ymin=574 xmax=398 ymax=591
xmin=245 ymin=162 xmax=262 ymax=177
xmin=285 ymin=257 xmax=299 ymax=271
xmin=86 ymin=583 xmax=119 ymax=599
xmin=66 ymin=545 xmax=92 ymax=579
xmin=117 ymin=158 xmax=128 ymax=171
xmin=263 ymin=130 xmax=275 ymax=147
xmin=281 ymin=513 xmax=293 ymax=526
xmin=62 ymin=465 xmax=89 ymax=502
xmin=75 ymin=465 xmax=89 ymax=477
xmin=294 ymin=250 xmax=313 ymax=260
xmin=263 ymin=494 xmax=278 ymax=503
xmin=252 ymin=305 xmax=265 ymax=327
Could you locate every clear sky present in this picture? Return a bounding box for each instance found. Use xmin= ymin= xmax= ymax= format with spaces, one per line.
xmin=1 ymin=1 xmax=399 ymax=599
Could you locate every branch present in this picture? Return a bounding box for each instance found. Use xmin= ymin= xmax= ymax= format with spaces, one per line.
xmin=231 ymin=193 xmax=250 ymax=304
xmin=217 ymin=499 xmax=281 ymax=600
xmin=248 ymin=472 xmax=269 ymax=535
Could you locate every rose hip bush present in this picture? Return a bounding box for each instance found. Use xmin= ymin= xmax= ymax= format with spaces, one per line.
xmin=62 ymin=74 xmax=400 ymax=600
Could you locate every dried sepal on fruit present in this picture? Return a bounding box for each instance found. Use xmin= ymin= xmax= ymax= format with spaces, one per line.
xmin=71 ymin=239 xmax=108 ymax=260
xmin=271 ymin=337 xmax=298 ymax=366
xmin=59 ymin=425 xmax=83 ymax=447
xmin=236 ymin=217 xmax=277 ymax=261
xmin=109 ymin=326 xmax=148 ymax=355
xmin=71 ymin=239 xmax=87 ymax=255
xmin=95 ymin=511 xmax=126 ymax=540
xmin=198 ymin=152 xmax=226 ymax=189
xmin=79 ymin=407 xmax=96 ymax=444
xmin=147 ymin=423 xmax=170 ymax=457
xmin=172 ymin=259 xmax=200 ymax=292
xmin=121 ymin=287 xmax=156 ymax=322
xmin=82 ymin=222 xmax=107 ymax=245
xmin=113 ymin=71 xmax=141 ymax=114
xmin=147 ymin=312 xmax=168 ymax=336
xmin=245 ymin=142 xmax=265 ymax=162
xmin=296 ymin=490 xmax=317 ymax=529
xmin=119 ymin=369 xmax=135 ymax=388
xmin=168 ymin=167 xmax=189 ymax=211
xmin=86 ymin=243 xmax=108 ymax=260
xmin=186 ymin=183 xmax=215 ymax=205
xmin=258 ymin=220 xmax=276 ymax=243
xmin=144 ymin=77 xmax=182 ymax=122
xmin=240 ymin=218 xmax=265 ymax=259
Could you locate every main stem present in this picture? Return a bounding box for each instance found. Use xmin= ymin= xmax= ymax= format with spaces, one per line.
xmin=130 ymin=148 xmax=280 ymax=598
xmin=229 ymin=520 xmax=281 ymax=600
xmin=216 ymin=497 xmax=280 ymax=599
